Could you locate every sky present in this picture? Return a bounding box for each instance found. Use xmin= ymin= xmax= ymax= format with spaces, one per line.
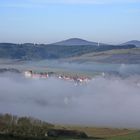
xmin=0 ymin=0 xmax=140 ymax=44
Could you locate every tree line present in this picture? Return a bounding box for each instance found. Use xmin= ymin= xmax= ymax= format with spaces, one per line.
xmin=0 ymin=113 xmax=54 ymax=137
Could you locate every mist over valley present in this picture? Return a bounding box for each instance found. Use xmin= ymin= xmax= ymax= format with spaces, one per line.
xmin=0 ymin=61 xmax=140 ymax=129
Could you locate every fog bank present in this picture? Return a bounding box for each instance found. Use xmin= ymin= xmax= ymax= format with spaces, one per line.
xmin=0 ymin=74 xmax=140 ymax=128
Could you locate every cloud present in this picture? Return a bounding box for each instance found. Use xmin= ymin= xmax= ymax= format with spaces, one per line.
xmin=31 ymin=0 xmax=140 ymax=5
xmin=1 ymin=0 xmax=140 ymax=8
xmin=32 ymin=0 xmax=105 ymax=4
xmin=0 ymin=72 xmax=140 ymax=128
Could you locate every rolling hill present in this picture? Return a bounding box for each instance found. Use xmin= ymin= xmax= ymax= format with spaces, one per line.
xmin=122 ymin=40 xmax=140 ymax=47
xmin=68 ymin=48 xmax=140 ymax=64
xmin=52 ymin=38 xmax=99 ymax=46
xmin=0 ymin=38 xmax=136 ymax=60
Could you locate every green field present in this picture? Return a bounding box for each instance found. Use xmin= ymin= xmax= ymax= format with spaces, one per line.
xmin=107 ymin=131 xmax=140 ymax=140
xmin=54 ymin=125 xmax=140 ymax=140
xmin=0 ymin=125 xmax=140 ymax=140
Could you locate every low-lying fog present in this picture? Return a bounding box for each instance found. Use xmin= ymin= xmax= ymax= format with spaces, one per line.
xmin=27 ymin=60 xmax=140 ymax=75
xmin=0 ymin=71 xmax=140 ymax=128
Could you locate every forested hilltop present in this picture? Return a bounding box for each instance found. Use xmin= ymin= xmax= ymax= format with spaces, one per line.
xmin=0 ymin=42 xmax=135 ymax=60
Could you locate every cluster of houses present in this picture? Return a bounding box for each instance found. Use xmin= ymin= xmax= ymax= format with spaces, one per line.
xmin=24 ymin=70 xmax=91 ymax=84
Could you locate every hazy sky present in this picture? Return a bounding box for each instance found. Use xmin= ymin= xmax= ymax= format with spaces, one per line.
xmin=0 ymin=0 xmax=140 ymax=44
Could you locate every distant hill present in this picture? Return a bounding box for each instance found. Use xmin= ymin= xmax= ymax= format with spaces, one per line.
xmin=0 ymin=39 xmax=136 ymax=60
xmin=52 ymin=38 xmax=99 ymax=46
xmin=122 ymin=40 xmax=140 ymax=47
xmin=68 ymin=48 xmax=140 ymax=64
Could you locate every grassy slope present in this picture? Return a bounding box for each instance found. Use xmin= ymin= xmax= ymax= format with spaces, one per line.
xmin=55 ymin=125 xmax=134 ymax=138
xmin=107 ymin=131 xmax=140 ymax=140
xmin=55 ymin=125 xmax=140 ymax=140
xmin=1 ymin=132 xmax=140 ymax=140
xmin=0 ymin=125 xmax=140 ymax=140
xmin=67 ymin=48 xmax=140 ymax=64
